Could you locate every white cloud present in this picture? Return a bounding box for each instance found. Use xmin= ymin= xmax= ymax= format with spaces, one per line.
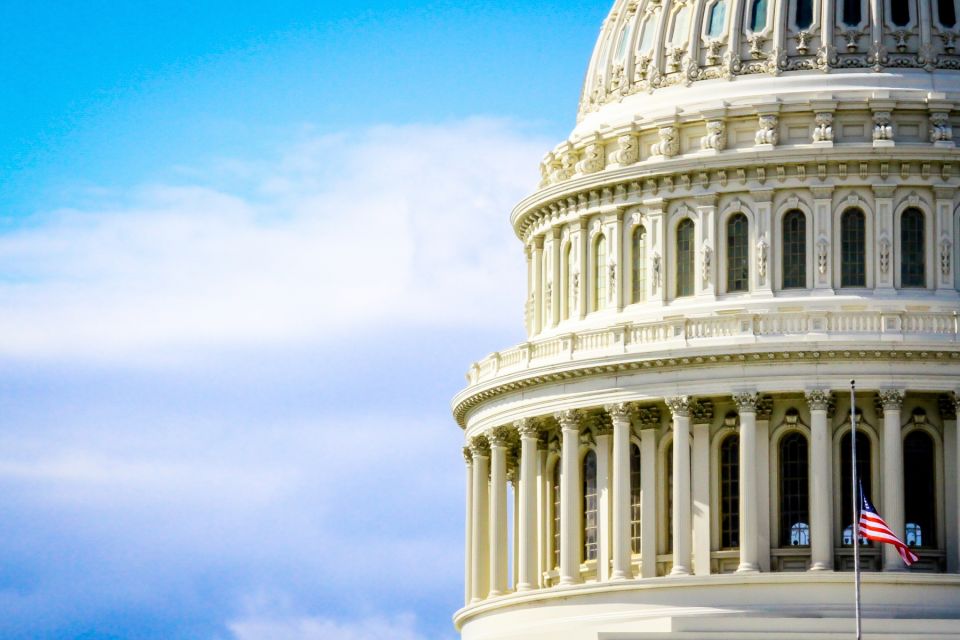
xmin=0 ymin=118 xmax=544 ymax=363
xmin=228 ymin=612 xmax=438 ymax=640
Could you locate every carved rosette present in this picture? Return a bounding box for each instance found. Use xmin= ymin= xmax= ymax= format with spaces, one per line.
xmin=804 ymin=389 xmax=833 ymax=412
xmin=877 ymin=389 xmax=905 ymax=411
xmin=665 ymin=395 xmax=693 ymax=418
xmin=733 ymin=392 xmax=759 ymax=413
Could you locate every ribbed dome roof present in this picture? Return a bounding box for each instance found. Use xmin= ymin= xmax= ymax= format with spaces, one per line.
xmin=578 ymin=0 xmax=960 ymax=127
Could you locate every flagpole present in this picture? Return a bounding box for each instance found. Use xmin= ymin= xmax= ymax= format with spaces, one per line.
xmin=851 ymin=379 xmax=862 ymax=640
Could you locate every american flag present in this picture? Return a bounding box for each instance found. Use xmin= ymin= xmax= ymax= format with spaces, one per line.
xmin=858 ymin=487 xmax=919 ymax=567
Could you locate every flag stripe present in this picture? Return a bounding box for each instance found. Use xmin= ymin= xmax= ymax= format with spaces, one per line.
xmin=858 ymin=490 xmax=919 ymax=567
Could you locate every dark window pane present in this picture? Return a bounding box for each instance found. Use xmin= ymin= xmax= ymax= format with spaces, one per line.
xmin=841 ymin=428 xmax=872 ymax=545
xmin=795 ymin=0 xmax=814 ymax=28
xmin=583 ymin=450 xmax=598 ymax=561
xmin=904 ymin=429 xmax=936 ymax=548
xmin=750 ymin=0 xmax=768 ymax=30
xmin=940 ymin=0 xmax=957 ymax=26
xmin=630 ymin=444 xmax=643 ymax=554
xmin=843 ymin=0 xmax=863 ymax=24
xmin=901 ymin=208 xmax=925 ymax=288
xmin=720 ymin=434 xmax=740 ymax=549
xmin=779 ymin=431 xmax=810 ymax=547
xmin=782 ymin=210 xmax=807 ymax=289
xmin=676 ymin=219 xmax=695 ymax=297
xmin=841 ymin=209 xmax=866 ymax=287
xmin=727 ymin=213 xmax=749 ymax=292
xmin=891 ymin=0 xmax=911 ymax=26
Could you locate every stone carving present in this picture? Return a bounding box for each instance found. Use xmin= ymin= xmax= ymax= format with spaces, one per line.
xmin=700 ymin=120 xmax=726 ymax=151
xmin=733 ymin=392 xmax=759 ymax=412
xmin=633 ymin=55 xmax=652 ymax=82
xmin=469 ymin=435 xmax=491 ymax=457
xmin=544 ymin=282 xmax=552 ymax=315
xmin=462 ymin=446 xmax=473 ymax=463
xmin=873 ymin=112 xmax=893 ymax=141
xmin=702 ymin=244 xmax=712 ymax=285
xmin=879 ymin=237 xmax=891 ymax=274
xmin=795 ymin=31 xmax=811 ymax=55
xmin=515 ymin=418 xmax=540 ymax=438
xmin=812 ymin=112 xmax=833 ymax=142
xmin=554 ymin=409 xmax=580 ymax=430
xmin=576 ymin=142 xmax=605 ymax=175
xmin=651 ymin=252 xmax=662 ymax=291
xmin=615 ymin=134 xmax=638 ymax=165
xmin=636 ymin=405 xmax=662 ymax=427
xmin=817 ymin=238 xmax=828 ymax=275
xmin=757 ymin=236 xmax=769 ymax=282
xmin=755 ymin=115 xmax=779 ymax=146
xmin=930 ymin=112 xmax=953 ymax=143
xmin=941 ymin=237 xmax=953 ymax=277
xmin=571 ymin=272 xmax=580 ymax=308
xmin=651 ymin=126 xmax=679 ymax=157
xmin=939 ymin=393 xmax=958 ymax=419
xmin=609 ymin=261 xmax=617 ymax=295
xmin=804 ymin=389 xmax=833 ymax=411
xmin=605 ymin=402 xmax=633 ymax=423
xmin=842 ymin=29 xmax=862 ymax=53
xmin=877 ymin=389 xmax=905 ymax=410
xmin=692 ymin=398 xmax=714 ymax=423
xmin=665 ymin=395 xmax=693 ymax=417
xmin=488 ymin=425 xmax=513 ymax=447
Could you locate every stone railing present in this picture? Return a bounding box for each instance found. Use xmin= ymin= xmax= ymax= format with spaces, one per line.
xmin=465 ymin=310 xmax=960 ymax=387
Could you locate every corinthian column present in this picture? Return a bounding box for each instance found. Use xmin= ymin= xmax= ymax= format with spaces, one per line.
xmin=734 ymin=392 xmax=760 ymax=573
xmin=470 ymin=436 xmax=490 ymax=603
xmin=606 ymin=403 xmax=634 ymax=580
xmin=463 ymin=446 xmax=474 ymax=605
xmin=666 ymin=396 xmax=693 ymax=576
xmin=488 ymin=426 xmax=511 ymax=596
xmin=879 ymin=388 xmax=906 ymax=571
xmin=556 ymin=409 xmax=582 ymax=585
xmin=516 ymin=419 xmax=540 ymax=591
xmin=805 ymin=390 xmax=834 ymax=571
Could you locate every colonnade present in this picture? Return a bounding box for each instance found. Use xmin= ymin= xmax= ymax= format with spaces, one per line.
xmin=462 ymin=389 xmax=959 ymax=604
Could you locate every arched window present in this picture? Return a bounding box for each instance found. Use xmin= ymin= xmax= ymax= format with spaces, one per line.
xmin=939 ymin=0 xmax=957 ymax=26
xmin=904 ymin=429 xmax=936 ymax=548
xmin=671 ymin=5 xmax=691 ymax=46
xmin=564 ymin=243 xmax=574 ymax=320
xmin=841 ymin=428 xmax=872 ymax=546
xmin=720 ymin=433 xmax=740 ymax=549
xmin=795 ymin=0 xmax=814 ymax=28
xmin=552 ymin=461 xmax=561 ymax=568
xmin=583 ymin=449 xmax=598 ymax=561
xmin=707 ymin=0 xmax=727 ymax=36
xmin=890 ymin=0 xmax=911 ymax=26
xmin=727 ymin=213 xmax=749 ymax=292
xmin=614 ymin=21 xmax=633 ymax=62
xmin=841 ymin=208 xmax=867 ymax=287
xmin=632 ymin=226 xmax=647 ymax=303
xmin=842 ymin=0 xmax=862 ymax=24
xmin=780 ymin=430 xmax=810 ymax=546
xmin=749 ymin=0 xmax=769 ymax=30
xmin=782 ymin=210 xmax=807 ymax=289
xmin=901 ymin=208 xmax=925 ymax=288
xmin=630 ymin=443 xmax=643 ymax=554
xmin=594 ymin=234 xmax=607 ymax=311
xmin=676 ymin=218 xmax=695 ymax=297
xmin=637 ymin=17 xmax=656 ymax=54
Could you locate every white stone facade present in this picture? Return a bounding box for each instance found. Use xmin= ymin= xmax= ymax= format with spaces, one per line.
xmin=454 ymin=0 xmax=960 ymax=637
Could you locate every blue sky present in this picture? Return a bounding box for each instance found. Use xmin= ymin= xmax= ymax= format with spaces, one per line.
xmin=0 ymin=2 xmax=608 ymax=639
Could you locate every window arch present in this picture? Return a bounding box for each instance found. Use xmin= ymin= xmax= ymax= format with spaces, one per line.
xmin=727 ymin=213 xmax=749 ymax=292
xmin=637 ymin=16 xmax=656 ymax=54
xmin=552 ymin=460 xmax=561 ymax=568
xmin=630 ymin=443 xmax=642 ymax=554
xmin=794 ymin=0 xmax=815 ymax=28
xmin=632 ymin=226 xmax=647 ymax=303
xmin=594 ymin=234 xmax=607 ymax=311
xmin=614 ymin=21 xmax=633 ymax=63
xmin=583 ymin=449 xmax=598 ymax=562
xmin=782 ymin=210 xmax=807 ymax=289
xmin=749 ymin=0 xmax=769 ymax=30
xmin=841 ymin=208 xmax=867 ymax=287
xmin=670 ymin=5 xmax=691 ymax=46
xmin=706 ymin=0 xmax=727 ymax=37
xmin=780 ymin=431 xmax=810 ymax=546
xmin=900 ymin=208 xmax=925 ymax=288
xmin=676 ymin=218 xmax=695 ymax=297
xmin=563 ymin=243 xmax=574 ymax=320
xmin=841 ymin=428 xmax=872 ymax=546
xmin=904 ymin=429 xmax=936 ymax=548
xmin=719 ymin=433 xmax=740 ymax=549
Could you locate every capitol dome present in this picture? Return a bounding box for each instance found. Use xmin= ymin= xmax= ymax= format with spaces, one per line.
xmin=453 ymin=0 xmax=960 ymax=638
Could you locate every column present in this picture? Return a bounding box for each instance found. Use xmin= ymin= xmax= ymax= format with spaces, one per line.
xmin=536 ymin=442 xmax=549 ymax=587
xmin=692 ymin=418 xmax=711 ymax=575
xmin=511 ymin=470 xmax=519 ymax=589
xmin=756 ymin=398 xmax=773 ymax=572
xmin=607 ymin=403 xmax=634 ymax=580
xmin=640 ymin=417 xmax=659 ymax=577
xmin=549 ymin=227 xmax=561 ymax=327
xmin=734 ymin=392 xmax=760 ymax=573
xmin=879 ymin=389 xmax=906 ymax=571
xmin=531 ymin=236 xmax=544 ymax=335
xmin=596 ymin=424 xmax=613 ymax=581
xmin=464 ymin=446 xmax=474 ymax=604
xmin=666 ymin=396 xmax=693 ymax=576
xmin=470 ymin=436 xmax=490 ymax=603
xmin=576 ymin=218 xmax=588 ymax=320
xmin=488 ymin=427 xmax=510 ymax=595
xmin=556 ymin=409 xmax=582 ymax=585
xmin=516 ymin=419 xmax=540 ymax=591
xmin=940 ymin=395 xmax=958 ymax=573
xmin=954 ymin=393 xmax=960 ymax=573
xmin=806 ymin=390 xmax=833 ymax=571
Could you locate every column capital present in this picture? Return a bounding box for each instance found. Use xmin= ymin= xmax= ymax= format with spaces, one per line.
xmin=463 ymin=446 xmax=473 ymax=464
xmin=733 ymin=391 xmax=760 ymax=413
xmin=554 ymin=409 xmax=581 ymax=430
xmin=666 ymin=395 xmax=693 ymax=417
xmin=637 ymin=405 xmax=662 ymax=429
xmin=938 ymin=393 xmax=958 ymax=420
xmin=469 ymin=435 xmax=491 ymax=457
xmin=605 ymin=402 xmax=633 ymax=423
xmin=514 ymin=418 xmax=540 ymax=439
xmin=805 ymin=389 xmax=834 ymax=412
xmin=877 ymin=388 xmax=906 ymax=411
xmin=488 ymin=425 xmax=514 ymax=447
xmin=692 ymin=398 xmax=714 ymax=424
